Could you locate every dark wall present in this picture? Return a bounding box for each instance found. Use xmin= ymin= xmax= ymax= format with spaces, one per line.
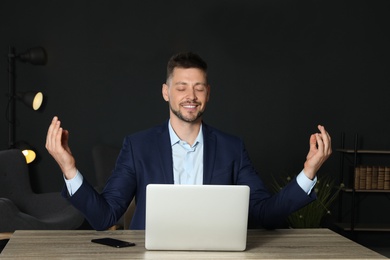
xmin=1 ymin=0 xmax=389 ymax=205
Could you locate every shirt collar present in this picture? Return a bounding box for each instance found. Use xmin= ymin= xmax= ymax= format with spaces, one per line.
xmin=168 ymin=120 xmax=203 ymax=147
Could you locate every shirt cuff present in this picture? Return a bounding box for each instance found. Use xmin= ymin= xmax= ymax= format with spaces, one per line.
xmin=63 ymin=170 xmax=83 ymax=196
xmin=296 ymin=170 xmax=317 ymax=195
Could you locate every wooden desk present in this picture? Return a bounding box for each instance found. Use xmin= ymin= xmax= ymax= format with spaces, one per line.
xmin=0 ymin=229 xmax=386 ymax=259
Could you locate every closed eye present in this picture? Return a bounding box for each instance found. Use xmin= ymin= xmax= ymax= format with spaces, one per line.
xmin=195 ymin=84 xmax=207 ymax=91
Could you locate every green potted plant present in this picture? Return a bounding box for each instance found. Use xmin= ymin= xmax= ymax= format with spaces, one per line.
xmin=272 ymin=174 xmax=343 ymax=228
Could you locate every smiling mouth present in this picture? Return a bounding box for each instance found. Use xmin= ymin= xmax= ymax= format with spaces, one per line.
xmin=181 ymin=103 xmax=199 ymax=109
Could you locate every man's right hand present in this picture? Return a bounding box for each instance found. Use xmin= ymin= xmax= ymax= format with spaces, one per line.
xmin=45 ymin=116 xmax=77 ymax=180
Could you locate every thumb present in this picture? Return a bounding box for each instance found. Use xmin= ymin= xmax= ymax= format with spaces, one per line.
xmin=306 ymin=134 xmax=317 ymax=160
xmin=309 ymin=134 xmax=317 ymax=151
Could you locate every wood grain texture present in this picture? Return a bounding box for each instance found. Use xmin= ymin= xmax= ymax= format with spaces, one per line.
xmin=0 ymin=229 xmax=386 ymax=259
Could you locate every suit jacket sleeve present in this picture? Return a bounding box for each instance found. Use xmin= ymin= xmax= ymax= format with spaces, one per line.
xmin=236 ymin=142 xmax=316 ymax=229
xmin=62 ymin=123 xmax=172 ymax=230
xmin=202 ymin=124 xmax=316 ymax=229
xmin=62 ymin=136 xmax=138 ymax=231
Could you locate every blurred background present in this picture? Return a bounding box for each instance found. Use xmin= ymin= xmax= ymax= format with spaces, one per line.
xmin=1 ymin=0 xmax=390 ymax=249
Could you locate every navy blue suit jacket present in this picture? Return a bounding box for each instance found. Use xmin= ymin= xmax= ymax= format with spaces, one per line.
xmin=65 ymin=121 xmax=315 ymax=230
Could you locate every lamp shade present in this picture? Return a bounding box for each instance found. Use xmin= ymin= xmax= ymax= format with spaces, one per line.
xmin=14 ymin=141 xmax=37 ymax=164
xmin=17 ymin=47 xmax=47 ymax=65
xmin=16 ymin=91 xmax=44 ymax=110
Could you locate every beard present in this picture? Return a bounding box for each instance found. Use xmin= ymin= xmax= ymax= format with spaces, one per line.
xmin=170 ymin=104 xmax=204 ymax=123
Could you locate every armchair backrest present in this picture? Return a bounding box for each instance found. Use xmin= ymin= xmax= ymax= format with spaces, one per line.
xmin=0 ymin=149 xmax=34 ymax=204
xmin=92 ymin=144 xmax=120 ymax=189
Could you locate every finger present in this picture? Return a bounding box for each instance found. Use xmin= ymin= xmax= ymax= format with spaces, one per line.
xmin=54 ymin=125 xmax=64 ymax=150
xmin=315 ymin=133 xmax=324 ymax=152
xmin=49 ymin=117 xmax=64 ymax=153
xmin=306 ymin=134 xmax=317 ymax=161
xmin=318 ymin=125 xmax=330 ymax=141
xmin=309 ymin=134 xmax=317 ymax=151
xmin=46 ymin=116 xmax=59 ymax=149
xmin=318 ymin=125 xmax=332 ymax=155
xmin=62 ymin=129 xmax=69 ymax=147
xmin=46 ymin=117 xmax=57 ymax=140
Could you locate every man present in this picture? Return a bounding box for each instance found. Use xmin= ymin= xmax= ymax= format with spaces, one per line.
xmin=46 ymin=52 xmax=332 ymax=230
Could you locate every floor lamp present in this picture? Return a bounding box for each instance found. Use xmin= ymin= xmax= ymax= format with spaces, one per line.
xmin=7 ymin=46 xmax=47 ymax=163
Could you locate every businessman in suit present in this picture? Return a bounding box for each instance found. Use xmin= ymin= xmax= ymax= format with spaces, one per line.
xmin=46 ymin=52 xmax=332 ymax=230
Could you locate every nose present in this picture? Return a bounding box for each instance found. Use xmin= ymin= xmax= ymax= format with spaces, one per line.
xmin=186 ymin=88 xmax=197 ymax=101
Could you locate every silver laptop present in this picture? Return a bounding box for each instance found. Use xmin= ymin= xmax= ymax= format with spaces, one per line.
xmin=145 ymin=184 xmax=250 ymax=251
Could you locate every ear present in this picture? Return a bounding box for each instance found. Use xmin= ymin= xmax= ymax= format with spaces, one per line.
xmin=162 ymin=84 xmax=169 ymax=101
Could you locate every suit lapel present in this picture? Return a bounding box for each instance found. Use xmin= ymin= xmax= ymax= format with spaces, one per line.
xmin=157 ymin=121 xmax=216 ymax=185
xmin=202 ymin=123 xmax=217 ymax=184
xmin=157 ymin=122 xmax=174 ymax=184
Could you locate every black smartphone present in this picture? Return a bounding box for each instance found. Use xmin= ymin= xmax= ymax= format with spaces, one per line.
xmin=91 ymin=237 xmax=136 ymax=248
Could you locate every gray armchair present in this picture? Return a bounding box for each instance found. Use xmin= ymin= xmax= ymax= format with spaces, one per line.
xmin=0 ymin=149 xmax=84 ymax=233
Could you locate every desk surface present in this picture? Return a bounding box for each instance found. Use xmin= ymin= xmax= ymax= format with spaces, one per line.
xmin=0 ymin=229 xmax=386 ymax=259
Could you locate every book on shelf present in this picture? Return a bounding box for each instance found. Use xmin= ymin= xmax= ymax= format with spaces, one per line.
xmin=366 ymin=166 xmax=372 ymax=190
xmin=372 ymin=166 xmax=378 ymax=190
xmin=378 ymin=166 xmax=385 ymax=190
xmin=354 ymin=166 xmax=360 ymax=190
xmin=359 ymin=166 xmax=366 ymax=190
xmin=385 ymin=166 xmax=390 ymax=190
xmin=354 ymin=165 xmax=389 ymax=190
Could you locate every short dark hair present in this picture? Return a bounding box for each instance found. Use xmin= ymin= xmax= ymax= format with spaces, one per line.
xmin=166 ymin=52 xmax=208 ymax=82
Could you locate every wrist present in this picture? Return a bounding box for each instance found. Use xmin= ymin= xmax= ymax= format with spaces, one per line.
xmin=63 ymin=167 xmax=77 ymax=180
xmin=303 ymin=166 xmax=316 ymax=180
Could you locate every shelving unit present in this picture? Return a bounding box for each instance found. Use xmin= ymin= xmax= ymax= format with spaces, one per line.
xmin=337 ymin=134 xmax=390 ymax=232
